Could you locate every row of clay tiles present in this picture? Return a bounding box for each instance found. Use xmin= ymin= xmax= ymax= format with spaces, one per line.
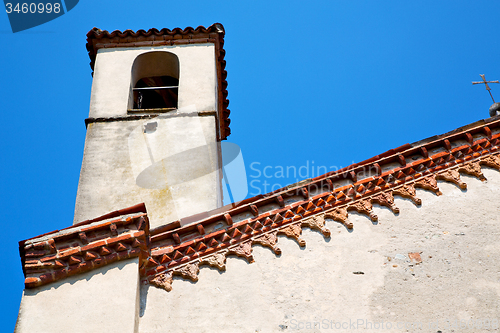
xmin=20 ymin=204 xmax=150 ymax=289
xmin=19 ymin=117 xmax=500 ymax=289
xmin=144 ymin=117 xmax=500 ymax=291
xmin=85 ymin=23 xmax=231 ymax=140
xmin=149 ymin=116 xmax=500 ymax=241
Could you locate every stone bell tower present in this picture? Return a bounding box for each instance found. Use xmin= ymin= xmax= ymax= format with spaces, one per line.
xmin=76 ymin=23 xmax=230 ymax=229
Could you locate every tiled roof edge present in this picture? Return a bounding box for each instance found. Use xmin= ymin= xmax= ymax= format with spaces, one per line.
xmin=20 ymin=202 xmax=147 ymax=244
xmin=19 ymin=207 xmax=150 ymax=289
xmin=151 ymin=115 xmax=500 ymax=237
xmin=85 ymin=23 xmax=231 ymax=140
xmin=145 ymin=116 xmax=500 ymax=291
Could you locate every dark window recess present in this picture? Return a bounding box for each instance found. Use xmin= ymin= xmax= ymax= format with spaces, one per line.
xmin=133 ymin=75 xmax=179 ymax=109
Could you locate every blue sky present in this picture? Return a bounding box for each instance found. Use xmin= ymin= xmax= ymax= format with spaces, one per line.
xmin=1 ymin=1 xmax=499 ymax=331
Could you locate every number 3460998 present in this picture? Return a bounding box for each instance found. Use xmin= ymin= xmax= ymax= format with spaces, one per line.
xmin=5 ymin=2 xmax=61 ymax=14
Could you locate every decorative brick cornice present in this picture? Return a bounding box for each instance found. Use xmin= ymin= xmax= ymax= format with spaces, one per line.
xmin=19 ymin=116 xmax=500 ymax=290
xmin=145 ymin=116 xmax=500 ymax=292
xmin=85 ymin=23 xmax=231 ymax=140
xmin=19 ymin=204 xmax=150 ymax=289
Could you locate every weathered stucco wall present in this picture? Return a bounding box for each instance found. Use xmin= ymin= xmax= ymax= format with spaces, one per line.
xmin=16 ymin=259 xmax=140 ymax=333
xmin=74 ymin=115 xmax=220 ymax=228
xmin=139 ymin=168 xmax=500 ymax=333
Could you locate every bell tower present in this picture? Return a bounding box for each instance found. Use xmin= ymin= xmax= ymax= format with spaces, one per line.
xmin=77 ymin=23 xmax=230 ymax=228
xmin=15 ymin=24 xmax=231 ymax=333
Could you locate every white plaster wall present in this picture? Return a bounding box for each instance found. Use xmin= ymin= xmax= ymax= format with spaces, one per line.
xmin=73 ymin=116 xmax=220 ymax=228
xmin=89 ymin=44 xmax=217 ymax=118
xmin=15 ymin=259 xmax=140 ymax=333
xmin=139 ymin=168 xmax=500 ymax=333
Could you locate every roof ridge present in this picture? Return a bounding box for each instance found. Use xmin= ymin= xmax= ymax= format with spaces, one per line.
xmin=86 ymin=23 xmax=224 ymax=40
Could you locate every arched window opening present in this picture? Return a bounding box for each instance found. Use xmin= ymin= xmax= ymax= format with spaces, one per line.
xmin=129 ymin=51 xmax=180 ymax=112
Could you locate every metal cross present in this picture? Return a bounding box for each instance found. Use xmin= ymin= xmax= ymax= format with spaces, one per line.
xmin=472 ymin=74 xmax=499 ymax=103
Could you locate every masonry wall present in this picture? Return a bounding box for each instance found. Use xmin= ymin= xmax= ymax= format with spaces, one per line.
xmin=138 ymin=168 xmax=500 ymax=333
